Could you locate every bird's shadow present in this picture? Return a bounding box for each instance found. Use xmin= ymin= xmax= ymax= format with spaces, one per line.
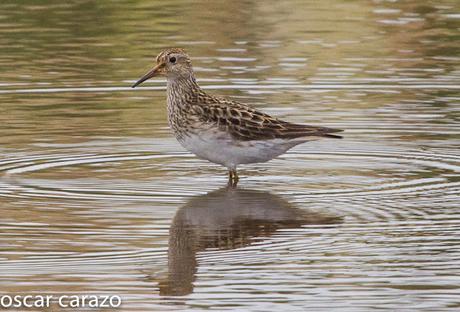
xmin=156 ymin=186 xmax=342 ymax=296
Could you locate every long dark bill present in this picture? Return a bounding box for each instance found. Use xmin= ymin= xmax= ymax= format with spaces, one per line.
xmin=132 ymin=63 xmax=164 ymax=88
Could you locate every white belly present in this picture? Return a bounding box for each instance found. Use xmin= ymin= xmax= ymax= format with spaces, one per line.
xmin=177 ymin=130 xmax=301 ymax=169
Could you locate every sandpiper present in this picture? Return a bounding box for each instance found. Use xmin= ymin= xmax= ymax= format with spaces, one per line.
xmin=132 ymin=48 xmax=343 ymax=186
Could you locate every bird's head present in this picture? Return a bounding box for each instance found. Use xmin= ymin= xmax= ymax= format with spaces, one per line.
xmin=132 ymin=48 xmax=193 ymax=88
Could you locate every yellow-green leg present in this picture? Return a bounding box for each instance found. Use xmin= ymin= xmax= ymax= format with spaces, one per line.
xmin=228 ymin=169 xmax=239 ymax=187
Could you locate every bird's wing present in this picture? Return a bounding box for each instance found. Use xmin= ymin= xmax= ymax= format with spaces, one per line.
xmin=192 ymin=96 xmax=343 ymax=141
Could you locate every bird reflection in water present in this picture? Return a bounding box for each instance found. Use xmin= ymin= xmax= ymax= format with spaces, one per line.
xmin=158 ymin=186 xmax=342 ymax=296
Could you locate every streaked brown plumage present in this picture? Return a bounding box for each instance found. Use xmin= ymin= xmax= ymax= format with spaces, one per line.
xmin=190 ymin=94 xmax=342 ymax=141
xmin=133 ymin=48 xmax=343 ymax=185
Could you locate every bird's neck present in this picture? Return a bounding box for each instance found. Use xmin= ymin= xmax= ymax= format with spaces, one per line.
xmin=166 ymin=74 xmax=200 ymax=107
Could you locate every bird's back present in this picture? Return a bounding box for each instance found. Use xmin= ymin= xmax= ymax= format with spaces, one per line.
xmin=189 ymin=90 xmax=343 ymax=142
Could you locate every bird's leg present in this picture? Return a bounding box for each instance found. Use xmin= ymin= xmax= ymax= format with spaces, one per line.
xmin=227 ymin=169 xmax=239 ymax=187
xmin=231 ymin=169 xmax=239 ymax=186
xmin=228 ymin=170 xmax=233 ymax=185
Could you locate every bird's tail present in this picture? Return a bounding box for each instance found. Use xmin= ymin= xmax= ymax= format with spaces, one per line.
xmin=324 ymin=134 xmax=343 ymax=139
xmin=318 ymin=127 xmax=343 ymax=139
xmin=275 ymin=122 xmax=344 ymax=140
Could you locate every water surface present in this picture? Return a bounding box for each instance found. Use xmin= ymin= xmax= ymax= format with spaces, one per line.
xmin=0 ymin=0 xmax=459 ymax=311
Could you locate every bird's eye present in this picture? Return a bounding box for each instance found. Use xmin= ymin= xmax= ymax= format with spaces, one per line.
xmin=169 ymin=56 xmax=176 ymax=64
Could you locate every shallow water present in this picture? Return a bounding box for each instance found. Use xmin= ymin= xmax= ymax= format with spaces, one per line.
xmin=0 ymin=0 xmax=459 ymax=311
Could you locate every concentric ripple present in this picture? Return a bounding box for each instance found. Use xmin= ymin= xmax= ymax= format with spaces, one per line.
xmin=1 ymin=113 xmax=459 ymax=312
xmin=1 ymin=147 xmax=458 ymax=205
xmin=0 ymin=144 xmax=459 ymax=240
